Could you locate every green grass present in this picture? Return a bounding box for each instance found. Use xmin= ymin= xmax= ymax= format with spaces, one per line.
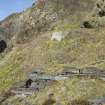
xmin=0 ymin=48 xmax=26 ymax=94
xmin=54 ymin=23 xmax=80 ymax=31
xmin=0 ymin=63 xmax=25 ymax=94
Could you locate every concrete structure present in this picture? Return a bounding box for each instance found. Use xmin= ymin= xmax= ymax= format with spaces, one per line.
xmin=51 ymin=31 xmax=65 ymax=41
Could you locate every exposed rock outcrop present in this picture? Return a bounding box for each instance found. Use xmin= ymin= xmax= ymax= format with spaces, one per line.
xmin=94 ymin=0 xmax=105 ymax=17
xmin=82 ymin=0 xmax=105 ymax=28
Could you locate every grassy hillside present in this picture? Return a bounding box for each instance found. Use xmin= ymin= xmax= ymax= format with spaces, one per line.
xmin=0 ymin=0 xmax=105 ymax=105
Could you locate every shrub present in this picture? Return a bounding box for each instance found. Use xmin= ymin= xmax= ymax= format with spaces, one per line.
xmin=42 ymin=93 xmax=56 ymax=105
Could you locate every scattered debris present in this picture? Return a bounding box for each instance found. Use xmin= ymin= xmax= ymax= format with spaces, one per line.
xmin=60 ymin=67 xmax=80 ymax=75
xmin=5 ymin=67 xmax=105 ymax=98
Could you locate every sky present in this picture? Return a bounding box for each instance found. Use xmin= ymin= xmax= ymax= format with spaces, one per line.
xmin=0 ymin=0 xmax=36 ymax=20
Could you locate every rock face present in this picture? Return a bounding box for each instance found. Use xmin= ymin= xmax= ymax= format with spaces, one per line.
xmin=0 ymin=29 xmax=8 ymax=53
xmin=0 ymin=6 xmax=57 ymax=44
xmin=0 ymin=40 xmax=7 ymax=53
xmin=82 ymin=0 xmax=105 ymax=28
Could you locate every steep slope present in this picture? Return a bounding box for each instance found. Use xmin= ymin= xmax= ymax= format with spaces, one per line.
xmin=0 ymin=0 xmax=95 ymax=44
xmin=1 ymin=0 xmax=105 ymax=105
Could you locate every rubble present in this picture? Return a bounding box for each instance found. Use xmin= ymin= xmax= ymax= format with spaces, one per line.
xmin=10 ymin=67 xmax=105 ymax=97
